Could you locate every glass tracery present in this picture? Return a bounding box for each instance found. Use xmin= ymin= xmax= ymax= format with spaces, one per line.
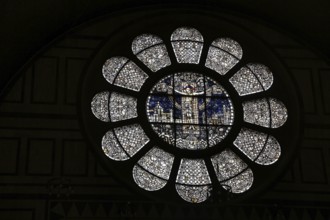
xmin=90 ymin=26 xmax=288 ymax=203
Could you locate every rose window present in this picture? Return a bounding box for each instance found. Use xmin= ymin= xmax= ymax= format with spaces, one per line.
xmin=90 ymin=27 xmax=289 ymax=203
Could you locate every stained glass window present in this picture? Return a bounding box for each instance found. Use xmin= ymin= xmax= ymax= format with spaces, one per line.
xmin=147 ymin=72 xmax=234 ymax=150
xmin=90 ymin=26 xmax=289 ymax=203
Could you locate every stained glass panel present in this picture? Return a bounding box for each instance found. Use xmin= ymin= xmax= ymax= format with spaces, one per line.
xmin=206 ymin=38 xmax=242 ymax=75
xmin=102 ymin=130 xmax=129 ymax=161
xmin=229 ymin=64 xmax=273 ymax=96
xmin=255 ymin=135 xmax=281 ymax=165
xmin=109 ymin=92 xmax=137 ymax=122
xmin=234 ymin=128 xmax=267 ymax=162
xmin=211 ymin=149 xmax=248 ymax=182
xmin=114 ymin=61 xmax=148 ymax=91
xmin=176 ymin=125 xmax=208 ymax=150
xmin=208 ymin=126 xmax=230 ymax=147
xmin=147 ymin=72 xmax=234 ymax=150
xmin=133 ymin=165 xmax=167 ymax=191
xmin=221 ymin=168 xmax=253 ymax=193
xmin=270 ymin=98 xmax=288 ymax=128
xmin=171 ymin=27 xmax=204 ymax=64
xmin=137 ymin=147 xmax=174 ymax=180
xmin=176 ymin=159 xmax=211 ymax=185
xmin=91 ymin=91 xmax=110 ymax=122
xmin=243 ymin=98 xmax=270 ymax=127
xmin=243 ymin=98 xmax=287 ymax=128
xmin=132 ymin=34 xmax=171 ymax=72
xmin=102 ymin=57 xmax=128 ymax=84
xmin=175 ymin=185 xmax=211 ymax=203
xmin=234 ymin=128 xmax=281 ymax=165
xmin=114 ymin=124 xmax=149 ymax=157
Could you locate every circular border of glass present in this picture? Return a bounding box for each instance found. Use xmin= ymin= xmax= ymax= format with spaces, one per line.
xmin=79 ymin=7 xmax=302 ymax=204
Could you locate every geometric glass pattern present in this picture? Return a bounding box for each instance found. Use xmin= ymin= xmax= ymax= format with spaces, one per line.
xmin=147 ymin=72 xmax=234 ymax=150
xmin=171 ymin=27 xmax=204 ymax=64
xmin=206 ymin=38 xmax=243 ymax=75
xmin=90 ymin=26 xmax=289 ymax=203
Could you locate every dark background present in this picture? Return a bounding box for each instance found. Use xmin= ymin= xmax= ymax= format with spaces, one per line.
xmin=1 ymin=1 xmax=330 ymax=219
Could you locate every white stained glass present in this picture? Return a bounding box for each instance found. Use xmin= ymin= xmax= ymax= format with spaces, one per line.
xmin=211 ymin=150 xmax=253 ymax=193
xmin=175 ymin=184 xmax=211 ymax=203
xmin=102 ymin=130 xmax=129 ymax=161
xmin=132 ymin=34 xmax=171 ymax=72
xmin=171 ymin=27 xmax=204 ymax=64
xmin=137 ymin=147 xmax=174 ymax=180
xmin=243 ymin=98 xmax=270 ymax=128
xmin=114 ymin=61 xmax=148 ymax=91
xmin=211 ymin=149 xmax=248 ymax=181
xmin=206 ymin=38 xmax=242 ymax=75
xmin=270 ymin=98 xmax=288 ymax=128
xmin=102 ymin=57 xmax=128 ymax=84
xmin=221 ymin=168 xmax=253 ymax=193
xmin=133 ymin=165 xmax=167 ymax=191
xmin=255 ymin=135 xmax=281 ymax=165
xmin=176 ymin=159 xmax=211 ymax=185
xmin=114 ymin=124 xmax=149 ymax=157
xmin=132 ymin=34 xmax=163 ymax=54
xmin=109 ymin=92 xmax=137 ymax=122
xmin=243 ymin=98 xmax=287 ymax=128
xmin=234 ymin=128 xmax=281 ymax=165
xmin=91 ymin=91 xmax=110 ymax=122
xmin=229 ymin=64 xmax=273 ymax=96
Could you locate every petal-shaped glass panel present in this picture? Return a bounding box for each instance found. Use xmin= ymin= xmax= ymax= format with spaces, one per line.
xmin=133 ymin=165 xmax=167 ymax=191
xmin=255 ymin=135 xmax=281 ymax=165
xmin=114 ymin=124 xmax=149 ymax=157
xmin=206 ymin=38 xmax=242 ymax=75
xmin=270 ymin=98 xmax=288 ymax=128
xmin=243 ymin=98 xmax=287 ymax=128
xmin=91 ymin=91 xmax=110 ymax=122
xmin=137 ymin=147 xmax=174 ymax=180
xmin=176 ymin=159 xmax=211 ymax=185
xmin=102 ymin=130 xmax=129 ymax=161
xmin=234 ymin=128 xmax=267 ymax=162
xmin=102 ymin=57 xmax=128 ymax=84
xmin=132 ymin=34 xmax=171 ymax=72
xmin=114 ymin=61 xmax=148 ymax=91
xmin=221 ymin=168 xmax=253 ymax=193
xmin=230 ymin=66 xmax=262 ymax=96
xmin=243 ymin=98 xmax=270 ymax=128
xmin=132 ymin=34 xmax=163 ymax=54
xmin=109 ymin=92 xmax=137 ymax=122
xmin=247 ymin=64 xmax=273 ymax=91
xmin=229 ymin=64 xmax=273 ymax=96
xmin=211 ymin=149 xmax=248 ymax=181
xmin=175 ymin=184 xmax=211 ymax=203
xmin=171 ymin=27 xmax=204 ymax=64
xmin=234 ymin=128 xmax=281 ymax=165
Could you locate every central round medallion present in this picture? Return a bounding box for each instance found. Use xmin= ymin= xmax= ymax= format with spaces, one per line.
xmin=146 ymin=72 xmax=234 ymax=150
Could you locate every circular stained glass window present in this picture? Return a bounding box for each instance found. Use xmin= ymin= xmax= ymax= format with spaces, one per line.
xmin=82 ymin=23 xmax=300 ymax=204
xmin=147 ymin=72 xmax=234 ymax=150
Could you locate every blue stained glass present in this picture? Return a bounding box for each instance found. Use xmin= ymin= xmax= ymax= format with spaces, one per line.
xmin=147 ymin=96 xmax=174 ymax=123
xmin=146 ymin=72 xmax=234 ymax=150
xmin=206 ymin=98 xmax=233 ymax=125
